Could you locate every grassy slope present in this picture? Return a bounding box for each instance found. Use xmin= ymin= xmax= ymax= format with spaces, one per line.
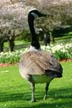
xmin=0 ymin=62 xmax=72 ymax=108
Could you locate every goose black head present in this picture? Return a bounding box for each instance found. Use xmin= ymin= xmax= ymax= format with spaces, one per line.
xmin=28 ymin=9 xmax=47 ymax=20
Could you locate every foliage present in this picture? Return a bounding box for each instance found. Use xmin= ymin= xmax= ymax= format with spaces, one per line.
xmin=54 ymin=50 xmax=70 ymax=60
xmin=0 ymin=50 xmax=22 ymax=64
xmin=42 ymin=43 xmax=72 ymax=60
xmin=0 ymin=62 xmax=72 ymax=108
xmin=0 ymin=43 xmax=72 ymax=63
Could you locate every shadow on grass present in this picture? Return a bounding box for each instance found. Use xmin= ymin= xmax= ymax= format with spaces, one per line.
xmin=0 ymin=91 xmax=31 ymax=102
xmin=0 ymin=87 xmax=72 ymax=108
xmin=9 ymin=102 xmax=72 ymax=108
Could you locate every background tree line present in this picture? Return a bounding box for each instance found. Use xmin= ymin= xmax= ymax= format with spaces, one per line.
xmin=0 ymin=0 xmax=72 ymax=52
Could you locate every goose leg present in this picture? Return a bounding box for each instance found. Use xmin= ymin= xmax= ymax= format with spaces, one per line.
xmin=43 ymin=82 xmax=50 ymax=100
xmin=31 ymin=82 xmax=36 ymax=102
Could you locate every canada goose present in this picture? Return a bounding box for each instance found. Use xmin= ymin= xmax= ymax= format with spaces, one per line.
xmin=19 ymin=9 xmax=63 ymax=102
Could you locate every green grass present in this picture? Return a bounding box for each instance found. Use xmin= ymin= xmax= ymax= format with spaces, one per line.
xmin=4 ymin=40 xmax=30 ymax=52
xmin=0 ymin=62 xmax=72 ymax=108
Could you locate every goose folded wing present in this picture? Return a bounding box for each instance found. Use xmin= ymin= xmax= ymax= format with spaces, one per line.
xmin=19 ymin=51 xmax=63 ymax=75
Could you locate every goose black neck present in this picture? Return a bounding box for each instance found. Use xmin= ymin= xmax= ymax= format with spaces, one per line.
xmin=28 ymin=12 xmax=40 ymax=50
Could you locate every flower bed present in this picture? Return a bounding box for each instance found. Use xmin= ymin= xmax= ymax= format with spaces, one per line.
xmin=42 ymin=43 xmax=72 ymax=60
xmin=0 ymin=43 xmax=72 ymax=64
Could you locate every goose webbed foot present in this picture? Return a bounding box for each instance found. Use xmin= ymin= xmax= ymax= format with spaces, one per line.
xmin=31 ymin=98 xmax=36 ymax=102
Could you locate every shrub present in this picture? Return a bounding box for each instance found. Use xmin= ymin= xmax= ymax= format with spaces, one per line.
xmin=0 ymin=43 xmax=72 ymax=64
xmin=54 ymin=50 xmax=69 ymax=60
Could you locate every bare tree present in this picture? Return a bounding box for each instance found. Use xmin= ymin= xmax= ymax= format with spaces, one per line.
xmin=0 ymin=0 xmax=72 ymax=30
xmin=0 ymin=0 xmax=72 ymax=51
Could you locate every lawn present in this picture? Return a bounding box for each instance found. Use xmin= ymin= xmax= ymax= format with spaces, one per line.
xmin=0 ymin=62 xmax=72 ymax=108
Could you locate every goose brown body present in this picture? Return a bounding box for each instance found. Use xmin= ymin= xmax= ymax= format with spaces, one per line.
xmin=19 ymin=50 xmax=62 ymax=82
